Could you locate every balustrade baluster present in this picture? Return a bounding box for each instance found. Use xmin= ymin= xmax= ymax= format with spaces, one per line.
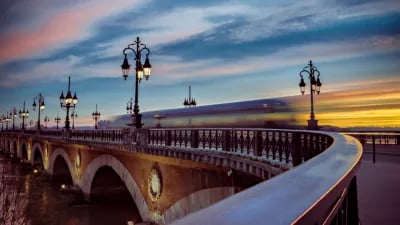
xmin=245 ymin=130 xmax=250 ymax=154
xmin=191 ymin=130 xmax=199 ymax=148
xmin=157 ymin=130 xmax=161 ymax=145
xmin=271 ymin=132 xmax=277 ymax=160
xmin=166 ymin=130 xmax=171 ymax=146
xmin=183 ymin=130 xmax=187 ymax=147
xmin=278 ymin=132 xmax=283 ymax=162
xmin=284 ymin=132 xmax=290 ymax=164
xmin=208 ymin=130 xmax=212 ymax=149
xmin=200 ymin=130 xmax=205 ymax=149
xmin=254 ymin=131 xmax=262 ymax=156
xmin=179 ymin=130 xmax=182 ymax=147
xmin=152 ymin=130 xmax=156 ymax=144
xmin=265 ymin=132 xmax=270 ymax=158
xmin=292 ymin=132 xmax=302 ymax=166
xmin=222 ymin=130 xmax=231 ymax=152
xmin=304 ymin=133 xmax=312 ymax=161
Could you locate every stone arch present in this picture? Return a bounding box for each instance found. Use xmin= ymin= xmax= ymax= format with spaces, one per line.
xmin=0 ymin=137 xmax=4 ymax=149
xmin=7 ymin=139 xmax=11 ymax=152
xmin=5 ymin=140 xmax=8 ymax=152
xmin=48 ymin=148 xmax=75 ymax=185
xmin=20 ymin=142 xmax=28 ymax=161
xmin=80 ymin=154 xmax=151 ymax=222
xmin=162 ymin=187 xmax=234 ymax=224
xmin=12 ymin=139 xmax=17 ymax=155
xmin=31 ymin=143 xmax=45 ymax=166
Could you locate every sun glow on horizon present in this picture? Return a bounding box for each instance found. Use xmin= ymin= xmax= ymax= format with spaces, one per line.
xmin=289 ymin=78 xmax=400 ymax=128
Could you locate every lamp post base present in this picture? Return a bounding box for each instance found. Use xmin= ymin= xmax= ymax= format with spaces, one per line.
xmin=307 ymin=119 xmax=319 ymax=130
xmin=128 ymin=113 xmax=143 ymax=128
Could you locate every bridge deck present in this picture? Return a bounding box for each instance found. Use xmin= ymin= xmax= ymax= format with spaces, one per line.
xmin=357 ymin=145 xmax=400 ymax=225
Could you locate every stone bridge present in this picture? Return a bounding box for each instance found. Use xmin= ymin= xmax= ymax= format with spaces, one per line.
xmin=0 ymin=128 xmax=363 ymax=225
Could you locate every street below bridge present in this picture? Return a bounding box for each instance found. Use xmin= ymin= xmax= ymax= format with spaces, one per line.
xmin=357 ymin=144 xmax=400 ymax=225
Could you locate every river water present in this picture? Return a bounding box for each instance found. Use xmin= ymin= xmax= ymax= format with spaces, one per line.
xmin=0 ymin=153 xmax=140 ymax=225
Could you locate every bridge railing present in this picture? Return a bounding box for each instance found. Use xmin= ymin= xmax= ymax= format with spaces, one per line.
xmin=344 ymin=132 xmax=400 ymax=145
xmin=169 ymin=131 xmax=362 ymax=225
xmin=148 ymin=128 xmax=332 ymax=166
xmin=0 ymin=128 xmax=362 ymax=225
xmin=68 ymin=129 xmax=124 ymax=143
xmin=11 ymin=129 xmax=125 ymax=144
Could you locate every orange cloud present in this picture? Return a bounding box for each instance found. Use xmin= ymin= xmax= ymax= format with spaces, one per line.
xmin=0 ymin=0 xmax=139 ymax=64
xmin=286 ymin=78 xmax=400 ymax=128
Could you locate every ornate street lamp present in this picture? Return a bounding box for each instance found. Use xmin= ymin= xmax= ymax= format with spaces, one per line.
xmin=59 ymin=76 xmax=78 ymax=130
xmin=0 ymin=116 xmax=3 ymax=131
xmin=126 ymin=98 xmax=133 ymax=115
xmin=44 ymin=116 xmax=50 ymax=129
xmin=121 ymin=36 xmax=152 ymax=128
xmin=4 ymin=114 xmax=11 ymax=130
xmin=19 ymin=101 xmax=29 ymax=130
xmin=71 ymin=110 xmax=77 ymax=130
xmin=55 ymin=114 xmax=61 ymax=130
xmin=10 ymin=107 xmax=17 ymax=130
xmin=33 ymin=93 xmax=45 ymax=130
xmin=92 ymin=104 xmax=101 ymax=129
xmin=299 ymin=60 xmax=322 ymax=130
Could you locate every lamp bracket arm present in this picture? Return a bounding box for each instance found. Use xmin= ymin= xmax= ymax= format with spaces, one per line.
xmin=141 ymin=46 xmax=151 ymax=56
xmin=299 ymin=69 xmax=310 ymax=78
xmin=313 ymin=68 xmax=320 ymax=77
xmin=122 ymin=47 xmax=137 ymax=57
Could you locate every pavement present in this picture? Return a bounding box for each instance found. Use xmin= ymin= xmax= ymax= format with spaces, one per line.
xmin=362 ymin=144 xmax=400 ymax=155
xmin=357 ymin=144 xmax=400 ymax=225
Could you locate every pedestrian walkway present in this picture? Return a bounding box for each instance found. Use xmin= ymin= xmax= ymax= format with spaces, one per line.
xmin=357 ymin=150 xmax=400 ymax=225
xmin=362 ymin=144 xmax=399 ymax=155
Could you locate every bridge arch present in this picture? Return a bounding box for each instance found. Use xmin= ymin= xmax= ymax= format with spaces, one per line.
xmin=48 ymin=148 xmax=75 ymax=185
xmin=80 ymin=154 xmax=151 ymax=222
xmin=31 ymin=143 xmax=45 ymax=167
xmin=0 ymin=137 xmax=4 ymax=149
xmin=11 ymin=139 xmax=17 ymax=155
xmin=8 ymin=139 xmax=12 ymax=152
xmin=20 ymin=142 xmax=28 ymax=161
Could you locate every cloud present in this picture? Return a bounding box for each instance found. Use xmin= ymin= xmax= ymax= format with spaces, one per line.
xmin=0 ymin=0 xmax=143 ymax=64
xmin=2 ymin=33 xmax=398 ymax=89
xmin=152 ymin=35 xmax=400 ymax=84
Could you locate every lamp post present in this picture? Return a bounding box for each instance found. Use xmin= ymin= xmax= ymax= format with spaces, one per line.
xmin=126 ymin=98 xmax=133 ymax=115
xmin=44 ymin=116 xmax=50 ymax=129
xmin=59 ymin=76 xmax=78 ymax=130
xmin=33 ymin=93 xmax=45 ymax=130
xmin=0 ymin=116 xmax=3 ymax=131
xmin=299 ymin=60 xmax=322 ymax=130
xmin=71 ymin=110 xmax=77 ymax=129
xmin=55 ymin=114 xmax=61 ymax=130
xmin=19 ymin=101 xmax=29 ymax=130
xmin=92 ymin=104 xmax=101 ymax=129
xmin=5 ymin=115 xmax=11 ymax=130
xmin=121 ymin=36 xmax=152 ymax=128
xmin=10 ymin=107 xmax=17 ymax=130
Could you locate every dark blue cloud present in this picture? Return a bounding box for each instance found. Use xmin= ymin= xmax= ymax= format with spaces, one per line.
xmin=331 ymin=0 xmax=376 ymax=7
xmin=149 ymin=0 xmax=230 ymax=12
xmin=157 ymin=13 xmax=400 ymax=61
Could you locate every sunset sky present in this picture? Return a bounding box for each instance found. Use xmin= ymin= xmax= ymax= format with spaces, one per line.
xmin=0 ymin=0 xmax=399 ymax=128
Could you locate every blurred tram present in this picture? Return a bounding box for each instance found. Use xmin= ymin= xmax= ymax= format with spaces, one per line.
xmin=107 ymin=98 xmax=297 ymax=129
